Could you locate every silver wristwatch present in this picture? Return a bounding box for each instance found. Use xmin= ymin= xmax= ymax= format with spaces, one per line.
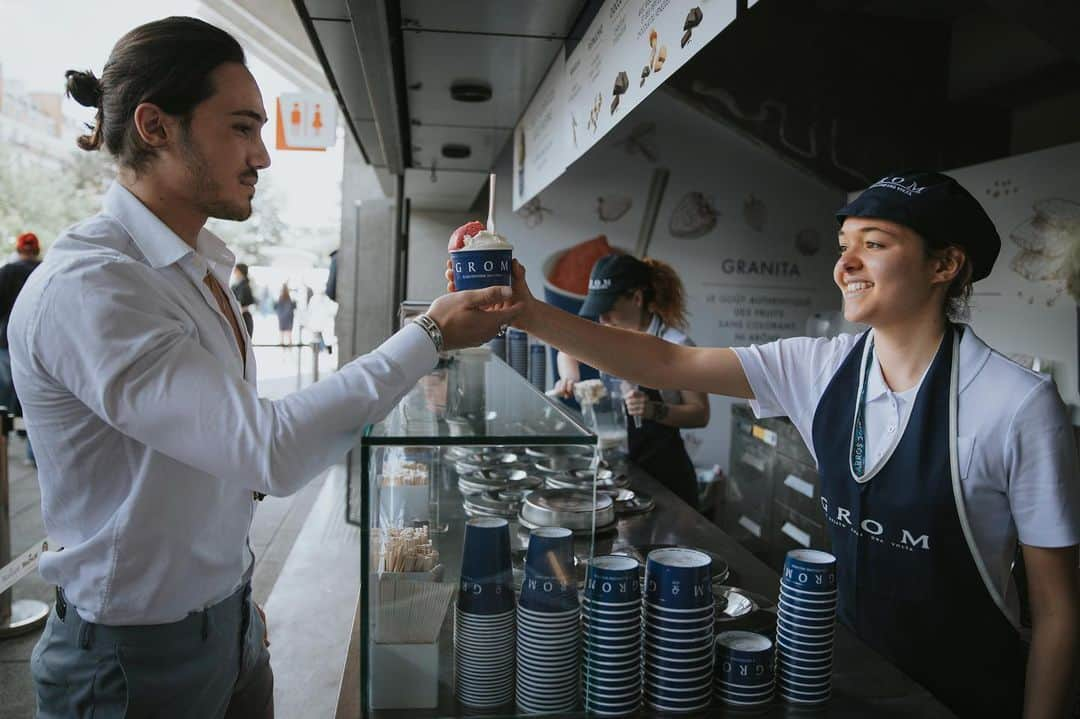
xmin=413 ymin=313 xmax=444 ymax=352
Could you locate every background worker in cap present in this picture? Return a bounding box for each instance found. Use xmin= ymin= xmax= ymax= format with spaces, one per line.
xmin=0 ymin=232 xmax=42 ymax=463
xmin=551 ymin=254 xmax=708 ymax=508
xmin=450 ymin=171 xmax=1080 ymax=717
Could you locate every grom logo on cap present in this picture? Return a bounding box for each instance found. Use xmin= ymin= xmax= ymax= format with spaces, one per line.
xmin=589 ymin=277 xmax=613 ymax=291
xmin=870 ymin=176 xmax=929 ymax=197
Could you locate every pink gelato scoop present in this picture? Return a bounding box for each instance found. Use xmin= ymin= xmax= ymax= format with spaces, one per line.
xmin=448 ymin=221 xmax=486 ymax=251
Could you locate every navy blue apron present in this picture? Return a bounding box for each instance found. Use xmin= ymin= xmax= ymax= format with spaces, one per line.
xmin=811 ymin=327 xmax=1025 ymax=718
xmin=627 ymin=321 xmax=699 ymax=509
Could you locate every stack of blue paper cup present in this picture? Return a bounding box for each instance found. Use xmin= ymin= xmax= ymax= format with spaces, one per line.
xmin=487 ymin=334 xmax=507 ymax=362
xmin=516 ymin=527 xmax=580 ymax=714
xmin=455 ymin=517 xmax=516 ymax=709
xmin=527 ymin=342 xmax=546 ymax=391
xmin=581 ymin=555 xmax=643 ymax=716
xmin=714 ymin=630 xmax=775 ymax=707
xmin=508 ymin=329 xmax=529 ymax=377
xmin=776 ymin=549 xmax=836 ymax=705
xmin=642 ymin=548 xmax=715 ymax=714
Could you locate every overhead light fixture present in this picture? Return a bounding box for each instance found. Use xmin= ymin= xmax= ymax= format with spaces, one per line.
xmin=441 ymin=143 xmax=472 ymax=159
xmin=451 ymin=81 xmax=492 ymax=103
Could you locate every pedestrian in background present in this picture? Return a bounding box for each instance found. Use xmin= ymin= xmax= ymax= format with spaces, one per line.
xmin=230 ymin=262 xmax=256 ymax=337
xmin=274 ymin=283 xmax=296 ymax=346
xmin=0 ymin=232 xmax=42 ymax=465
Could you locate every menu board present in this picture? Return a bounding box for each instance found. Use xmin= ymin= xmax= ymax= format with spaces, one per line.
xmin=513 ymin=0 xmax=738 ymax=210
xmin=513 ymin=52 xmax=568 ymax=210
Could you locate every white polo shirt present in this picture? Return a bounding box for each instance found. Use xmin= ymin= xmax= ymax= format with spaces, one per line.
xmin=8 ymin=182 xmax=437 ymax=625
xmin=734 ymin=327 xmax=1080 ymax=626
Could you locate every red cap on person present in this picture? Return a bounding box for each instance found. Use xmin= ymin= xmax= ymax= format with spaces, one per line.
xmin=16 ymin=232 xmax=39 ymax=255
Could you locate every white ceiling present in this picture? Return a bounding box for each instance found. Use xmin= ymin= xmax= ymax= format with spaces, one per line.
xmin=301 ymin=0 xmax=588 ymax=209
xmin=399 ymin=0 xmax=584 ymax=37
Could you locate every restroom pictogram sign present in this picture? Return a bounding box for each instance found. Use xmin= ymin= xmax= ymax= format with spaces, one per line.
xmin=276 ymin=92 xmax=338 ymax=150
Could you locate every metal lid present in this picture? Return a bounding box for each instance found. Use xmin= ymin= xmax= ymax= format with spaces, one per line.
xmin=715 ymin=586 xmax=757 ymax=622
xmin=454 ymin=453 xmax=523 ymax=475
xmin=520 ymin=488 xmax=615 ymax=530
xmin=534 ymin=455 xmax=596 ymax=475
xmin=524 ymin=445 xmax=594 ymax=460
xmin=612 ymin=490 xmax=655 ymax=515
xmin=610 ymin=543 xmax=730 ymax=586
xmin=457 ymin=471 xmax=540 ymax=497
xmin=462 ymin=489 xmax=525 ymax=519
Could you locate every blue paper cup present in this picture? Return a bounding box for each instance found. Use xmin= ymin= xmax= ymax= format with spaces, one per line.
xmin=778 ymin=673 xmax=831 ymax=692
xmin=583 ymin=666 xmax=640 ymax=685
xmin=645 ymin=548 xmax=713 ymax=611
xmin=776 ymin=615 xmax=835 ymax=637
xmin=451 ymin=248 xmax=513 ymax=290
xmin=458 ymin=517 xmax=514 ymax=615
xmin=584 ymin=649 xmax=641 ymax=668
xmin=582 ymin=609 xmax=640 ymax=625
xmin=777 ymin=654 xmax=833 ymax=672
xmin=776 ymin=644 xmax=833 ymax=665
xmin=782 ymin=549 xmax=837 ymax=592
xmin=584 ymin=622 xmax=641 ymax=641
xmin=582 ymin=663 xmax=640 ymax=680
xmin=520 ymin=527 xmax=578 ymax=612
xmin=583 ymin=650 xmax=641 ymax=667
xmin=645 ymin=615 xmax=714 ymax=633
xmin=717 ymin=683 xmax=774 ymax=699
xmin=586 ymin=555 xmax=642 ymax=604
xmin=778 ymin=596 xmax=837 ymax=619
xmin=776 ymin=607 xmax=835 ymax=626
xmin=715 ymin=631 xmax=774 ymax=688
xmin=644 ymin=638 xmax=714 ymax=661
xmin=776 ymin=629 xmax=834 ymax=652
xmin=584 ymin=599 xmax=642 ymax=616
xmin=645 ymin=695 xmax=713 ymax=713
xmin=778 ymin=664 xmax=832 ymax=682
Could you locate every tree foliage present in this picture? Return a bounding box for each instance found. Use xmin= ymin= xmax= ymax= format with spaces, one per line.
xmin=0 ymin=146 xmax=307 ymax=263
xmin=0 ymin=145 xmax=113 ymax=250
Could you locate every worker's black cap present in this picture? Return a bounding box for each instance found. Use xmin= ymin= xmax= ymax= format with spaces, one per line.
xmin=579 ymin=254 xmax=650 ymax=318
xmin=836 ymin=171 xmax=1000 ymax=282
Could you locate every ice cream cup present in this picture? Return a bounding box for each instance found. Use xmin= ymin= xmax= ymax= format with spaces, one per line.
xmin=451 ymin=247 xmax=513 ymax=290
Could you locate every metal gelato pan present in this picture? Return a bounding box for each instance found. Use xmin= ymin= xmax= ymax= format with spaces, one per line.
xmin=519 ymin=489 xmax=615 ymax=531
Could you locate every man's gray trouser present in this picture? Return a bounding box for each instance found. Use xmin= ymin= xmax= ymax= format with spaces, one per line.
xmin=31 ymin=582 xmax=273 ymax=718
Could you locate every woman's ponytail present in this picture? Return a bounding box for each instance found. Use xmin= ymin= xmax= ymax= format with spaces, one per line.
xmin=642 ymin=257 xmax=688 ymax=331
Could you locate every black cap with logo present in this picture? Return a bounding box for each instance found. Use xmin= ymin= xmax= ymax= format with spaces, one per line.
xmin=835 ymin=171 xmax=1001 ymax=282
xmin=579 ymin=254 xmax=650 ymax=318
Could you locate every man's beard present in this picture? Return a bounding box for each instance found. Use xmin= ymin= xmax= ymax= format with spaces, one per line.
xmin=179 ymin=128 xmax=253 ymax=222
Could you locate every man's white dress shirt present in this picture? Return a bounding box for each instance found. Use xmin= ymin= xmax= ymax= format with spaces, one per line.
xmin=8 ymin=182 xmax=436 ymax=624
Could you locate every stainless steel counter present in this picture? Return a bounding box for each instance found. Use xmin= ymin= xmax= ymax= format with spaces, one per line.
xmin=338 ymin=462 xmax=955 ymax=718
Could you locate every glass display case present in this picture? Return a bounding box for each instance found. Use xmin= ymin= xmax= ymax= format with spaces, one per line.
xmin=349 ymin=348 xmax=607 ymax=717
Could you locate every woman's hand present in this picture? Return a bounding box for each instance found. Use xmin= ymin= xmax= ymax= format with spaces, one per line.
xmin=426 ymin=285 xmax=523 ymax=350
xmin=552 ymin=376 xmax=576 ymax=399
xmin=445 ymin=260 xmax=536 ymax=327
xmin=624 ymin=388 xmax=650 ymax=418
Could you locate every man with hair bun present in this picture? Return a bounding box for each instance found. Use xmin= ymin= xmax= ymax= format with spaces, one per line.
xmin=14 ymin=16 xmax=518 ymax=718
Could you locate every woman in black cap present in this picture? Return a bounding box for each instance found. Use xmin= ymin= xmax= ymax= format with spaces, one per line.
xmin=551 ymin=254 xmax=709 ymax=509
xmin=450 ymin=172 xmax=1079 ymax=717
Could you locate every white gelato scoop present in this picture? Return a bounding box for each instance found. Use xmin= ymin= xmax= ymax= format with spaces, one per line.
xmin=462 ymin=229 xmax=512 ymax=250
